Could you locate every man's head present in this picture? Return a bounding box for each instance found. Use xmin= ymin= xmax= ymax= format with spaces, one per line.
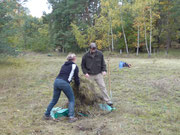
xmin=89 ymin=42 xmax=97 ymax=53
xmin=67 ymin=53 xmax=76 ymax=62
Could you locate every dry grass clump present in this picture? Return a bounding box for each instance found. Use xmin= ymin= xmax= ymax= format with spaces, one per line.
xmin=71 ymin=76 xmax=106 ymax=116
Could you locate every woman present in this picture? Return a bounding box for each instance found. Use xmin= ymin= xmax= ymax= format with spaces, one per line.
xmin=44 ymin=53 xmax=80 ymax=123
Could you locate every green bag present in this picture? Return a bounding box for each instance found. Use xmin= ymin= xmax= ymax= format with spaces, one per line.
xmin=99 ymin=104 xmax=116 ymax=112
xmin=50 ymin=107 xmax=69 ymax=119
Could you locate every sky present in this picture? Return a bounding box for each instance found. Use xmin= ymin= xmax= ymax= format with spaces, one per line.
xmin=24 ymin=0 xmax=52 ymax=18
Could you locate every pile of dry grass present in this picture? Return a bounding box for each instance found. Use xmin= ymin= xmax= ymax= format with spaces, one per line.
xmin=71 ymin=76 xmax=106 ymax=116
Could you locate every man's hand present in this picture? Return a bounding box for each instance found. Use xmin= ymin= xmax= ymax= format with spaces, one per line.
xmin=102 ymin=71 xmax=106 ymax=76
xmin=85 ymin=73 xmax=89 ymax=78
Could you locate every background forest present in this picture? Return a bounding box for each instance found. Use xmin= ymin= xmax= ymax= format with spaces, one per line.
xmin=0 ymin=0 xmax=180 ymax=56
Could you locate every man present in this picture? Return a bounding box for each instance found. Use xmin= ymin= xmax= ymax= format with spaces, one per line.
xmin=81 ymin=43 xmax=113 ymax=106
xmin=44 ymin=53 xmax=80 ymax=123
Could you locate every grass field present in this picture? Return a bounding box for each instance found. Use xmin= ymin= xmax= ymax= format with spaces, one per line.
xmin=0 ymin=52 xmax=180 ymax=135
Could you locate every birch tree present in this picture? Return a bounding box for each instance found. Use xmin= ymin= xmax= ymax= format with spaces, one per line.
xmin=118 ymin=0 xmax=129 ymax=54
xmin=132 ymin=0 xmax=159 ymax=56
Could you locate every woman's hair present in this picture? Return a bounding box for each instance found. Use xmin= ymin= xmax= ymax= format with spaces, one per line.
xmin=66 ymin=53 xmax=76 ymax=61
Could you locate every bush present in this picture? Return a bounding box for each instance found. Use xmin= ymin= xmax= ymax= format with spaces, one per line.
xmin=0 ymin=41 xmax=18 ymax=57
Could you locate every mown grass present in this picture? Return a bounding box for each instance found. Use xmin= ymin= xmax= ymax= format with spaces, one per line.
xmin=0 ymin=52 xmax=180 ymax=135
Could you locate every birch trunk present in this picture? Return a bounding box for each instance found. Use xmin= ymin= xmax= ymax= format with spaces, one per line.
xmin=119 ymin=1 xmax=128 ymax=54
xmin=121 ymin=22 xmax=128 ymax=54
xmin=108 ymin=25 xmax=111 ymax=51
xmin=110 ymin=17 xmax=114 ymax=51
xmin=144 ymin=16 xmax=150 ymax=56
xmin=120 ymin=15 xmax=128 ymax=54
xmin=149 ymin=4 xmax=152 ymax=56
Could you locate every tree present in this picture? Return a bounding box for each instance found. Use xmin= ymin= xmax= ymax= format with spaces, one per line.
xmin=157 ymin=0 xmax=180 ymax=54
xmin=45 ymin=0 xmax=179 ymax=54
xmin=47 ymin=0 xmax=89 ymax=52
xmin=0 ymin=0 xmax=26 ymax=56
xmin=21 ymin=16 xmax=51 ymax=52
xmin=132 ymin=0 xmax=159 ymax=56
xmin=71 ymin=23 xmax=87 ymax=49
xmin=118 ymin=0 xmax=129 ymax=54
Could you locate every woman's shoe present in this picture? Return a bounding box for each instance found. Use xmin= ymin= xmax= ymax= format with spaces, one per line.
xmin=43 ymin=115 xmax=53 ymax=120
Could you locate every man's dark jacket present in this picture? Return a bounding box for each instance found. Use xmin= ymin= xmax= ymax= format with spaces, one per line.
xmin=81 ymin=50 xmax=107 ymax=75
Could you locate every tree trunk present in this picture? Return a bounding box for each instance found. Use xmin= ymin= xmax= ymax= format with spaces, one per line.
xmin=110 ymin=17 xmax=114 ymax=52
xmin=136 ymin=25 xmax=140 ymax=56
xmin=121 ymin=23 xmax=128 ymax=54
xmin=119 ymin=2 xmax=128 ymax=55
xmin=166 ymin=28 xmax=171 ymax=55
xmin=149 ymin=5 xmax=152 ymax=56
xmin=120 ymin=15 xmax=128 ymax=54
xmin=165 ymin=2 xmax=171 ymax=55
xmin=108 ymin=25 xmax=111 ymax=51
xmin=144 ymin=16 xmax=150 ymax=57
xmin=23 ymin=32 xmax=27 ymax=49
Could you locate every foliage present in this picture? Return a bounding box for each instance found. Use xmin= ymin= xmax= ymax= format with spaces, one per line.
xmin=0 ymin=0 xmax=179 ymax=55
xmin=69 ymin=0 xmax=179 ymax=53
xmin=71 ymin=23 xmax=87 ymax=49
xmin=156 ymin=0 xmax=180 ymax=52
xmin=22 ymin=17 xmax=51 ymax=52
xmin=47 ymin=0 xmax=88 ymax=52
xmin=0 ymin=0 xmax=20 ymax=56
